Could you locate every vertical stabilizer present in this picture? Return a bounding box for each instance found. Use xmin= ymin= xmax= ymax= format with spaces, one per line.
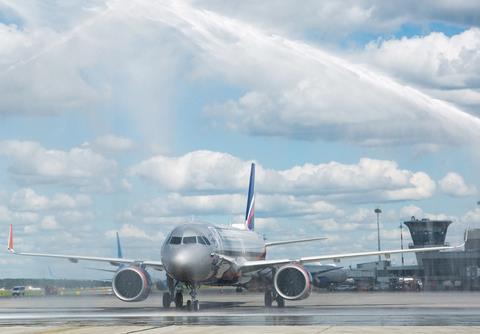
xmin=116 ymin=232 xmax=123 ymax=258
xmin=245 ymin=163 xmax=255 ymax=231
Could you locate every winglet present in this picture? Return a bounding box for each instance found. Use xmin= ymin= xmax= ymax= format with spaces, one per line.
xmin=465 ymin=226 xmax=470 ymax=244
xmin=8 ymin=224 xmax=14 ymax=253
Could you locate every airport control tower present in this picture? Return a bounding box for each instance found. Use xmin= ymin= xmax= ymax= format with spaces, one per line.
xmin=404 ymin=217 xmax=451 ymax=248
xmin=404 ymin=217 xmax=452 ymax=266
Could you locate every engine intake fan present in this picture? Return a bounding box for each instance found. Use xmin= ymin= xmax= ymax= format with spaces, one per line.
xmin=112 ymin=266 xmax=151 ymax=302
xmin=274 ymin=264 xmax=312 ymax=300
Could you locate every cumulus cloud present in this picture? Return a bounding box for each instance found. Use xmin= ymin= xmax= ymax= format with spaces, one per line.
xmin=10 ymin=188 xmax=91 ymax=211
xmin=205 ymin=75 xmax=480 ymax=146
xmin=132 ymin=192 xmax=337 ymax=219
xmin=362 ymin=28 xmax=480 ymax=90
xmin=136 ymin=193 xmax=244 ymax=217
xmin=2 ymin=1 xmax=480 ymax=146
xmin=0 ymin=1 xmax=182 ymax=154
xmin=0 ymin=140 xmax=117 ymax=190
xmin=157 ymin=0 xmax=480 ymax=146
xmin=0 ymin=205 xmax=38 ymax=223
xmin=359 ymin=28 xmax=480 ymax=114
xmin=194 ymin=1 xmax=480 ymax=40
xmin=462 ymin=208 xmax=480 ymax=225
xmin=399 ymin=205 xmax=424 ymax=219
xmin=439 ymin=172 xmax=477 ymax=197
xmin=129 ymin=150 xmax=436 ymax=202
xmin=1 ymin=187 xmax=95 ymax=239
xmin=129 ymin=150 xmax=250 ymax=193
xmin=105 ymin=224 xmax=163 ymax=241
xmin=13 ymin=0 xmax=469 ymax=147
xmin=0 ymin=22 xmax=103 ymax=116
xmin=425 ymin=88 xmax=480 ymax=113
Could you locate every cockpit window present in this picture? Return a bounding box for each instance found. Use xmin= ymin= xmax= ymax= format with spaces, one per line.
xmin=169 ymin=236 xmax=182 ymax=245
xmin=196 ymin=236 xmax=211 ymax=245
xmin=183 ymin=236 xmax=197 ymax=244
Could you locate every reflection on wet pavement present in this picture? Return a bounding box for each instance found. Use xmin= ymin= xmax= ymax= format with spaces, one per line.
xmin=1 ymin=291 xmax=480 ymax=326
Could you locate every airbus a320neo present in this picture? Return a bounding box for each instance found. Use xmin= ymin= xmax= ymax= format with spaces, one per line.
xmin=7 ymin=163 xmax=464 ymax=311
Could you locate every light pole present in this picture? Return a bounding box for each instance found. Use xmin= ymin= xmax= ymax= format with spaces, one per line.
xmin=399 ymin=223 xmax=405 ymax=266
xmin=399 ymin=223 xmax=405 ymax=283
xmin=375 ymin=208 xmax=382 ymax=263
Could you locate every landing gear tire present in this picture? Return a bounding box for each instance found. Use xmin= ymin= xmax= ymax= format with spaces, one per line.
xmin=264 ymin=290 xmax=273 ymax=308
xmin=175 ymin=292 xmax=183 ymax=308
xmin=186 ymin=300 xmax=192 ymax=311
xmin=193 ymin=300 xmax=200 ymax=311
xmin=162 ymin=292 xmax=171 ymax=308
xmin=276 ymin=296 xmax=285 ymax=308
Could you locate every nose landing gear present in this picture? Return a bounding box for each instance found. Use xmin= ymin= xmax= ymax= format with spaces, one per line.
xmin=163 ymin=277 xmax=200 ymax=311
xmin=186 ymin=284 xmax=200 ymax=311
xmin=162 ymin=289 xmax=185 ymax=309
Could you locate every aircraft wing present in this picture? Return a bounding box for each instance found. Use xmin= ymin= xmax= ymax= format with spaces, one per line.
xmin=220 ymin=241 xmax=465 ymax=273
xmin=7 ymin=225 xmax=164 ymax=271
xmin=265 ymin=236 xmax=327 ymax=247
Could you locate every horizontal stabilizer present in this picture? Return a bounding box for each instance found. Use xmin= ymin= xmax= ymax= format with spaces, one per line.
xmin=265 ymin=236 xmax=327 ymax=247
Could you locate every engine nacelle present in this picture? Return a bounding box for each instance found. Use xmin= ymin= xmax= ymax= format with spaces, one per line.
xmin=112 ymin=266 xmax=151 ymax=302
xmin=274 ymin=264 xmax=312 ymax=300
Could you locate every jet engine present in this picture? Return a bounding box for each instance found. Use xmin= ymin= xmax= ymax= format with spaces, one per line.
xmin=112 ymin=266 xmax=151 ymax=302
xmin=273 ymin=264 xmax=312 ymax=300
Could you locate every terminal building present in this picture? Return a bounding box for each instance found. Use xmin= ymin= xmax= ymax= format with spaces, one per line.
xmin=406 ymin=217 xmax=480 ymax=290
xmin=347 ymin=217 xmax=480 ymax=290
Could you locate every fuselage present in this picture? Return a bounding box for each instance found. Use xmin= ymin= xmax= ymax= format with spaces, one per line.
xmin=161 ymin=223 xmax=266 ymax=284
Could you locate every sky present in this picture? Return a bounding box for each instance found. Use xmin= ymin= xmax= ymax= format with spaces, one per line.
xmin=0 ymin=0 xmax=480 ymax=279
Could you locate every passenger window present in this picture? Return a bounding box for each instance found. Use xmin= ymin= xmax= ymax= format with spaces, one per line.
xmin=183 ymin=236 xmax=196 ymax=244
xmin=170 ymin=236 xmax=182 ymax=245
xmin=197 ymin=236 xmax=206 ymax=245
xmin=202 ymin=236 xmax=211 ymax=245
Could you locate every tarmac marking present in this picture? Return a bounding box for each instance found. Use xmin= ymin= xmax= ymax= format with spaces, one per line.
xmin=125 ymin=327 xmax=160 ymax=334
xmin=316 ymin=326 xmax=333 ymax=333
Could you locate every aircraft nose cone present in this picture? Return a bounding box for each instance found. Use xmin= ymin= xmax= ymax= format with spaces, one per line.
xmin=168 ymin=247 xmax=211 ymax=282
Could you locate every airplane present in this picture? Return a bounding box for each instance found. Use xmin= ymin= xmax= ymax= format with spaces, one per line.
xmin=7 ymin=163 xmax=466 ymax=311
xmin=305 ymin=263 xmax=347 ymax=289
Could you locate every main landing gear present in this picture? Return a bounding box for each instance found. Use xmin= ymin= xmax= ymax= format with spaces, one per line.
xmin=264 ymin=289 xmax=285 ymax=308
xmin=162 ymin=275 xmax=176 ymax=308
xmin=175 ymin=291 xmax=183 ymax=308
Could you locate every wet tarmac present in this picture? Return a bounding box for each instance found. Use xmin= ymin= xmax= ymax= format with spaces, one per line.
xmin=0 ymin=290 xmax=480 ymax=326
